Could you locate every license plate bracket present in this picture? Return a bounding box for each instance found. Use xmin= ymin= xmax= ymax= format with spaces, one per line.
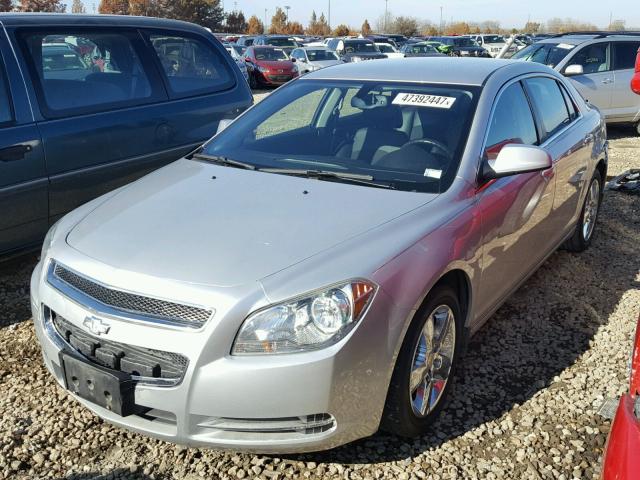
xmin=59 ymin=351 xmax=140 ymax=417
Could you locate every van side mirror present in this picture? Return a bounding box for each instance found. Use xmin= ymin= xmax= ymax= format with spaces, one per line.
xmin=480 ymin=144 xmax=552 ymax=182
xmin=564 ymin=64 xmax=584 ymax=76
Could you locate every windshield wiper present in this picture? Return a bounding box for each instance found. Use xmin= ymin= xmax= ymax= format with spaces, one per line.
xmin=259 ymin=168 xmax=395 ymax=189
xmin=192 ymin=153 xmax=256 ymax=170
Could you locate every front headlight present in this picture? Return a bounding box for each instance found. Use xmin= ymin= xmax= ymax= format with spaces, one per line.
xmin=41 ymin=220 xmax=60 ymax=260
xmin=232 ymin=281 xmax=376 ymax=355
xmin=257 ymin=65 xmax=270 ymax=73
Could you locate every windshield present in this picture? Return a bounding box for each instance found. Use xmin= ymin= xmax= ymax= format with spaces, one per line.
xmin=482 ymin=35 xmax=504 ymax=44
xmin=254 ymin=48 xmax=288 ymax=61
xmin=405 ymin=44 xmax=437 ymax=54
xmin=43 ymin=47 xmax=87 ymax=71
xmin=345 ymin=41 xmax=377 ymax=53
xmin=307 ymin=49 xmax=339 ymax=61
xmin=452 ymin=37 xmax=478 ymax=47
xmin=204 ymin=80 xmax=478 ymax=193
xmin=268 ymin=37 xmax=297 ymax=47
xmin=512 ymin=42 xmax=575 ymax=68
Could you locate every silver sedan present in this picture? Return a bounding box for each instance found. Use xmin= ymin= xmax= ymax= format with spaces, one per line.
xmin=31 ymin=57 xmax=607 ymax=453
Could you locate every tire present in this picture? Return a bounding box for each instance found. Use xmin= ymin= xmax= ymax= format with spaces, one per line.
xmin=248 ymin=73 xmax=257 ymax=89
xmin=380 ymin=286 xmax=464 ymax=437
xmin=564 ymin=170 xmax=603 ymax=252
xmin=635 ymin=121 xmax=640 ymax=137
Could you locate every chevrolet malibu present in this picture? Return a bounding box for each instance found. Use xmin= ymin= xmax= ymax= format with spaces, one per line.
xmin=31 ymin=58 xmax=607 ymax=453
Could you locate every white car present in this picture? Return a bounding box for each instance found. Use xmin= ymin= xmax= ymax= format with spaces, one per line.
xmin=470 ymin=34 xmax=508 ymax=58
xmin=225 ymin=45 xmax=249 ymax=83
xmin=375 ymin=42 xmax=405 ymax=59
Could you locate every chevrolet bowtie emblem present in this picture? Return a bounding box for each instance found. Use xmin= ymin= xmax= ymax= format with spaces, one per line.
xmin=83 ymin=316 xmax=111 ymax=336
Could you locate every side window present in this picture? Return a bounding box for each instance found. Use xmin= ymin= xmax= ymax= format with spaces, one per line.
xmin=255 ymin=88 xmax=327 ymax=139
xmin=485 ymin=82 xmax=537 ymax=160
xmin=558 ymin=82 xmax=578 ymax=122
xmin=566 ymin=43 xmax=609 ymax=74
xmin=19 ymin=30 xmax=157 ymax=117
xmin=149 ymin=33 xmax=234 ymax=96
xmin=524 ymin=77 xmax=571 ymax=141
xmin=613 ymin=42 xmax=640 ymax=70
xmin=0 ymin=57 xmax=13 ymax=125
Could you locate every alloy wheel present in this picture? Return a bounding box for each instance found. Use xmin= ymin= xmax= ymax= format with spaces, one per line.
xmin=582 ymin=178 xmax=600 ymax=241
xmin=409 ymin=304 xmax=456 ymax=417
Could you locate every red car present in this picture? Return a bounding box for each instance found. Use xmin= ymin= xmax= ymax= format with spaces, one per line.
xmin=601 ymin=316 xmax=640 ymax=479
xmin=243 ymin=46 xmax=298 ymax=88
xmin=632 ymin=47 xmax=640 ymax=95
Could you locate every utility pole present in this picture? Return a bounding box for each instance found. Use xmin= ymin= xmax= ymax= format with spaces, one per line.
xmin=384 ymin=0 xmax=388 ymax=33
xmin=284 ymin=5 xmax=291 ymax=22
xmin=439 ymin=6 xmax=443 ymax=35
xmin=265 ymin=8 xmax=268 ymax=32
xmin=609 ymin=11 xmax=613 ymax=30
xmin=328 ymin=0 xmax=331 ymax=31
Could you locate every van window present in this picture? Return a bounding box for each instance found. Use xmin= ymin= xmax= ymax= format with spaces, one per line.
xmin=150 ymin=34 xmax=234 ymax=96
xmin=20 ymin=31 xmax=158 ymax=116
xmin=485 ymin=82 xmax=538 ymax=159
xmin=0 ymin=59 xmax=12 ymax=124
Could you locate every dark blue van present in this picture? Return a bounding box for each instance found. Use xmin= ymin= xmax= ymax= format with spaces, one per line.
xmin=0 ymin=14 xmax=252 ymax=256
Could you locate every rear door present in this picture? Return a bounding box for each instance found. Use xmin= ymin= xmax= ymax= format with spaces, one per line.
xmin=611 ymin=40 xmax=640 ymax=122
xmin=0 ymin=28 xmax=47 ymax=254
xmin=564 ymin=42 xmax=614 ymax=115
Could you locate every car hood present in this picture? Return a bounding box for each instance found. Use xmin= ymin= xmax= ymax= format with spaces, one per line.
xmin=66 ymin=159 xmax=437 ymax=288
xmin=256 ymin=60 xmax=295 ymax=70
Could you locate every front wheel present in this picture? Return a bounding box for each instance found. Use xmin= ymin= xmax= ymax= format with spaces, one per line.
xmin=564 ymin=170 xmax=602 ymax=252
xmin=381 ymin=286 xmax=463 ymax=437
xmin=248 ymin=73 xmax=257 ymax=89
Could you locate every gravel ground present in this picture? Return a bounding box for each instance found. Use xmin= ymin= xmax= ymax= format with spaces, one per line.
xmin=1 ymin=125 xmax=639 ymax=480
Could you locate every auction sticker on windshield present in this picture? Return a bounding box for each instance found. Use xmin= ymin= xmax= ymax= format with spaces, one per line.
xmin=392 ymin=93 xmax=456 ymax=109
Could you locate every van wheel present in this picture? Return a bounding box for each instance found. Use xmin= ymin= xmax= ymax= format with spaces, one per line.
xmin=635 ymin=121 xmax=640 ymax=136
xmin=564 ymin=170 xmax=603 ymax=252
xmin=249 ymin=74 xmax=257 ymax=89
xmin=380 ymin=286 xmax=463 ymax=437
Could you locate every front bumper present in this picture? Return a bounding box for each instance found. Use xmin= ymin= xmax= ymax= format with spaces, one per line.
xmin=601 ymin=394 xmax=640 ymax=479
xmin=31 ymin=258 xmax=409 ymax=453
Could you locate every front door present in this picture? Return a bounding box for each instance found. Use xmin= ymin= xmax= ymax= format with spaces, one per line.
xmin=565 ymin=42 xmax=614 ymax=116
xmin=476 ymin=80 xmax=557 ymax=319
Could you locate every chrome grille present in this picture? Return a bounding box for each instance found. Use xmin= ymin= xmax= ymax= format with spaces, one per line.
xmin=51 ymin=310 xmax=189 ymax=384
xmin=50 ymin=262 xmax=212 ymax=329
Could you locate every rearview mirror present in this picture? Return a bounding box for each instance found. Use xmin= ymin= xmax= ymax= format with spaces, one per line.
xmin=480 ymin=144 xmax=552 ymax=181
xmin=564 ymin=64 xmax=584 ymax=76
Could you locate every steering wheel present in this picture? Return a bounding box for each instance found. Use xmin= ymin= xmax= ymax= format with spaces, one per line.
xmin=403 ymin=138 xmax=454 ymax=159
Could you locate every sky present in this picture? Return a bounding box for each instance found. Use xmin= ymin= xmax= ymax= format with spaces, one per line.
xmin=65 ymin=0 xmax=640 ymax=30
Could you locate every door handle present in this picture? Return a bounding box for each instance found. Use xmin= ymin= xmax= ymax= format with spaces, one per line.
xmin=583 ymin=133 xmax=594 ymax=145
xmin=601 ymin=78 xmax=613 ymax=84
xmin=0 ymin=144 xmax=32 ymax=162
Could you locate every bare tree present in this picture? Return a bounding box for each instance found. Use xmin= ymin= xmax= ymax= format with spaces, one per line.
xmin=391 ymin=16 xmax=419 ymax=37
xmin=21 ymin=0 xmax=65 ymax=11
xmin=71 ymin=0 xmax=85 ymax=13
xmin=608 ymin=19 xmax=626 ymax=31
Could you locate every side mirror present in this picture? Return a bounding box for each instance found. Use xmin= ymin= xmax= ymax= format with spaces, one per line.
xmin=244 ymin=57 xmax=251 ymax=62
xmin=480 ymin=144 xmax=552 ymax=181
xmin=290 ymin=57 xmax=296 ymax=62
xmin=216 ymin=118 xmax=234 ymax=135
xmin=564 ymin=64 xmax=584 ymax=76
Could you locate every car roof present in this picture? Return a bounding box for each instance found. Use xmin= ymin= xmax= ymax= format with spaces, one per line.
xmin=304 ymin=57 xmax=552 ymax=86
xmin=0 ymin=13 xmax=208 ymax=33
xmin=537 ymin=34 xmax=640 ymax=46
xmin=299 ymin=46 xmax=329 ymax=50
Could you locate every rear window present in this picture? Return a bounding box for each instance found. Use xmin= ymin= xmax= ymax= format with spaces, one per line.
xmin=150 ymin=33 xmax=234 ymax=97
xmin=267 ymin=37 xmax=297 ymax=47
xmin=19 ymin=30 xmax=161 ymax=117
xmin=0 ymin=60 xmax=12 ymax=124
xmin=613 ymin=41 xmax=640 ymax=70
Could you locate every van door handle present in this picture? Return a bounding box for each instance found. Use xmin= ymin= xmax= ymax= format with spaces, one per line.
xmin=0 ymin=144 xmax=32 ymax=162
xmin=601 ymin=78 xmax=613 ymax=84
